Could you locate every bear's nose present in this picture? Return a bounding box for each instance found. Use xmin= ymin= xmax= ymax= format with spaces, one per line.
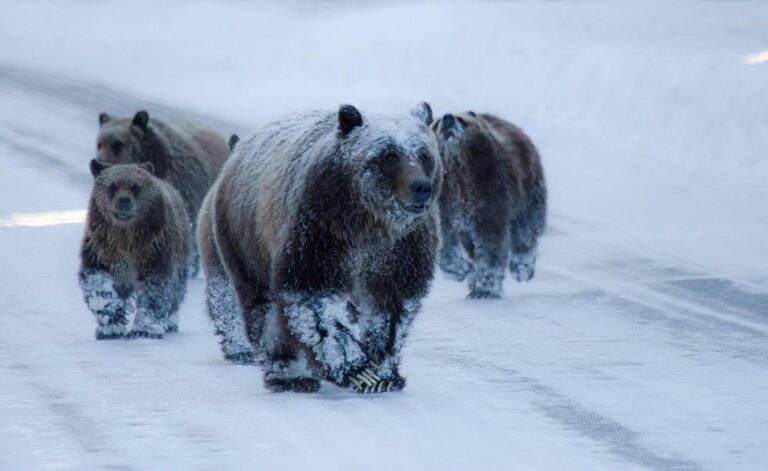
xmin=410 ymin=178 xmax=432 ymax=204
xmin=442 ymin=114 xmax=455 ymax=129
xmin=116 ymin=196 xmax=132 ymax=212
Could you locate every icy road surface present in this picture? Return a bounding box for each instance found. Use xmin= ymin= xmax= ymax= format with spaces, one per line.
xmin=1 ymin=1 xmax=767 ymax=470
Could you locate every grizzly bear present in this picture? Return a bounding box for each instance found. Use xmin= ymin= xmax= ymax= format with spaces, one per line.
xmin=96 ymin=111 xmax=229 ymax=274
xmin=432 ymin=112 xmax=546 ymax=299
xmin=199 ymin=103 xmax=441 ymax=393
xmin=79 ymin=161 xmax=191 ymax=339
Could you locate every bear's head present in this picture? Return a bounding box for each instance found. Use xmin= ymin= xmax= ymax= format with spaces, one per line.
xmin=95 ymin=110 xmax=153 ymax=166
xmin=89 ymin=160 xmax=161 ymax=227
xmin=431 ymin=111 xmax=484 ymax=160
xmin=337 ymin=102 xmax=442 ymax=228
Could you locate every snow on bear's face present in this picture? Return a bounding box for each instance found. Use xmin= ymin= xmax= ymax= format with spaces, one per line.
xmin=431 ymin=111 xmax=480 ymax=160
xmin=339 ymin=103 xmax=442 ymax=227
xmin=88 ymin=160 xmax=161 ymax=227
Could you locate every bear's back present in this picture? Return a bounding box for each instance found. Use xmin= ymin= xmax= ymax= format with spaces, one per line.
xmin=478 ymin=114 xmax=544 ymax=193
xmin=149 ymin=119 xmax=227 ymax=217
xmin=215 ymin=110 xmax=339 ymax=260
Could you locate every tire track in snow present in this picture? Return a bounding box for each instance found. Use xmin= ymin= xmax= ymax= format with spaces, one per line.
xmin=0 ymin=133 xmax=91 ymax=190
xmin=427 ymin=351 xmax=702 ymax=471
xmin=545 ymin=217 xmax=768 ymax=336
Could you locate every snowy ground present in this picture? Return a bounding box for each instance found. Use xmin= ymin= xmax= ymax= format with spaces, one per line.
xmin=1 ymin=1 xmax=767 ymax=470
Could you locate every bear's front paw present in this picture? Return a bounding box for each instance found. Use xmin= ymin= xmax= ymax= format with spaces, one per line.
xmin=348 ymin=364 xmax=406 ymax=394
xmin=467 ymin=289 xmax=501 ymax=300
xmin=264 ymin=376 xmax=320 ymax=393
xmin=95 ymin=331 xmax=125 ymax=340
xmin=127 ymin=324 xmax=165 ymax=339
xmin=95 ymin=322 xmax=128 ymax=340
xmin=440 ymin=259 xmax=472 ymax=282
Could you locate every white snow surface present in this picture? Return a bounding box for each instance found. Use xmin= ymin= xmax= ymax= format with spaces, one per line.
xmin=1 ymin=1 xmax=767 ymax=469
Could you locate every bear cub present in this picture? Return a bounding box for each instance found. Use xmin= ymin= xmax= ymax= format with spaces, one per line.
xmin=433 ymin=112 xmax=547 ymax=299
xmin=79 ymin=161 xmax=191 ymax=339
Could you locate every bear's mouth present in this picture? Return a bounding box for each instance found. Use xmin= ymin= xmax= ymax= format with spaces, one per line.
xmin=441 ymin=128 xmax=461 ymax=143
xmin=112 ymin=210 xmax=134 ymax=221
xmin=397 ymin=199 xmax=428 ymax=217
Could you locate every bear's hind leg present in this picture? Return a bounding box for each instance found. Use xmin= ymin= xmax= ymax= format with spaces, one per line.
xmin=79 ymin=269 xmax=130 ymax=340
xmin=509 ymin=185 xmax=547 ymax=282
xmin=509 ymin=247 xmax=537 ymax=283
xmin=164 ymin=268 xmax=189 ymax=334
xmin=205 ymin=274 xmax=254 ymax=363
xmin=467 ymin=234 xmax=509 ymax=299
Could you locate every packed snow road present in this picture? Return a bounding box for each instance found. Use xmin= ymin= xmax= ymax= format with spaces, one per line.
xmin=1 ymin=1 xmax=768 ymax=469
xmin=1 ymin=63 xmax=766 ymax=471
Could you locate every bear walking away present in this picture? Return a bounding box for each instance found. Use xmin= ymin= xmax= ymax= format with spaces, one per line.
xmin=432 ymin=112 xmax=547 ymax=299
xmin=96 ymin=111 xmax=229 ymax=275
xmin=199 ymin=103 xmax=441 ymax=393
xmin=79 ymin=161 xmax=191 ymax=339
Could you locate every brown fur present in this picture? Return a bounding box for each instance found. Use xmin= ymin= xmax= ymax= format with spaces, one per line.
xmin=199 ymin=105 xmax=441 ymax=391
xmin=79 ymin=162 xmax=191 ymax=339
xmin=82 ymin=163 xmax=189 ymax=275
xmin=433 ymin=112 xmax=547 ymax=298
xmin=96 ymin=111 xmax=228 ymax=222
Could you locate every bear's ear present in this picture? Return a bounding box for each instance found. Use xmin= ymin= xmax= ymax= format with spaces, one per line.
xmin=90 ymin=159 xmax=109 ymax=178
xmin=468 ymin=111 xmax=476 ymax=117
xmin=338 ymin=105 xmax=363 ymax=136
xmin=411 ymin=102 xmax=433 ymax=126
xmin=138 ymin=161 xmax=155 ymax=175
xmin=98 ymin=113 xmax=112 ymax=126
xmin=132 ymin=110 xmax=149 ymax=131
xmin=228 ymin=134 xmax=240 ymax=152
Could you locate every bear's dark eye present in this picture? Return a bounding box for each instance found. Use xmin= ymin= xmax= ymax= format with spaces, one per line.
xmin=383 ymin=150 xmax=398 ymax=161
xmin=419 ymin=152 xmax=434 ymax=175
xmin=378 ymin=150 xmax=400 ymax=174
xmin=97 ymin=142 xmax=102 ymax=150
xmin=130 ymin=184 xmax=140 ymax=196
xmin=107 ymin=183 xmax=117 ymax=198
xmin=111 ymin=141 xmax=124 ymax=154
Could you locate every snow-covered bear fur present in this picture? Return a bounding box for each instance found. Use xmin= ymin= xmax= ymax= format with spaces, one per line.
xmin=79 ymin=161 xmax=191 ymax=339
xmin=96 ymin=111 xmax=229 ymax=275
xmin=432 ymin=112 xmax=546 ymax=299
xmin=199 ymin=103 xmax=441 ymax=393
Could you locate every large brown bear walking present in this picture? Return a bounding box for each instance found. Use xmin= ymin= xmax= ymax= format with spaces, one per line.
xmin=199 ymin=103 xmax=441 ymax=393
xmin=432 ymin=112 xmax=547 ymax=299
xmin=79 ymin=162 xmax=191 ymax=339
xmin=96 ymin=111 xmax=229 ymax=274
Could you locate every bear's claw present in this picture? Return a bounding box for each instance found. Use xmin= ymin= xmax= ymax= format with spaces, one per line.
xmin=265 ymin=377 xmax=320 ymax=393
xmin=224 ymin=351 xmax=255 ymax=365
xmin=467 ymin=290 xmax=501 ymax=300
xmin=349 ymin=365 xmax=406 ymax=394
